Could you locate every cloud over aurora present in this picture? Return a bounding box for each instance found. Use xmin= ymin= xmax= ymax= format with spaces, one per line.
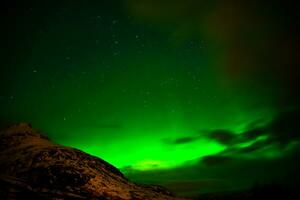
xmin=1 ymin=0 xmax=300 ymax=196
xmin=124 ymin=108 xmax=300 ymax=194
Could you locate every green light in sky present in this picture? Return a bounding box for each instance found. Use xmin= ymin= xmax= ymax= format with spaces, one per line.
xmin=237 ymin=135 xmax=269 ymax=149
xmin=1 ymin=0 xmax=299 ymax=194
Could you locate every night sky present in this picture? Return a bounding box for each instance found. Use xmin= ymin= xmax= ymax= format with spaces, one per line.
xmin=1 ymin=0 xmax=300 ymax=196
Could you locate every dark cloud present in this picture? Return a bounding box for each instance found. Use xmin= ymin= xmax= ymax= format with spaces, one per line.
xmin=237 ymin=140 xmax=271 ymax=154
xmin=163 ymin=136 xmax=199 ymax=145
xmin=268 ymin=108 xmax=300 ymax=145
xmin=208 ymin=130 xmax=236 ymax=145
xmin=202 ymin=108 xmax=300 ymax=155
xmin=201 ymin=155 xmax=232 ymax=166
xmin=242 ymin=127 xmax=266 ymax=141
xmin=245 ymin=108 xmax=300 ymax=148
xmin=124 ymin=145 xmax=300 ymax=196
xmin=244 ymin=119 xmax=268 ymax=130
xmin=164 ymin=108 xmax=300 ymax=157
xmin=173 ymin=137 xmax=198 ymax=144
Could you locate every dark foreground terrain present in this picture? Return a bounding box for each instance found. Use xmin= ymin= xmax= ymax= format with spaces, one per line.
xmin=0 ymin=123 xmax=186 ymax=200
xmin=0 ymin=123 xmax=297 ymax=200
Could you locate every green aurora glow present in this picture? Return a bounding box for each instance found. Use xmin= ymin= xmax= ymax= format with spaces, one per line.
xmin=1 ymin=0 xmax=299 ymax=195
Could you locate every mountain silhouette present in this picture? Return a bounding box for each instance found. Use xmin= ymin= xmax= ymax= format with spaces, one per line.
xmin=0 ymin=123 xmax=186 ymax=200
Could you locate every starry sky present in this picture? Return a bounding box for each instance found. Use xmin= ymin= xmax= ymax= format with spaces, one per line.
xmin=1 ymin=0 xmax=300 ymax=196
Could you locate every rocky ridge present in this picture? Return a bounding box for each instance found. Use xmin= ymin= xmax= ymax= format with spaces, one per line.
xmin=0 ymin=123 xmax=186 ymax=200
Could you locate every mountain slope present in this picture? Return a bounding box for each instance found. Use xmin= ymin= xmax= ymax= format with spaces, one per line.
xmin=0 ymin=123 xmax=186 ymax=200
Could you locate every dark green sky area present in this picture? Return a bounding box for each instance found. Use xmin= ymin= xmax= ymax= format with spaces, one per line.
xmin=1 ymin=0 xmax=300 ymax=196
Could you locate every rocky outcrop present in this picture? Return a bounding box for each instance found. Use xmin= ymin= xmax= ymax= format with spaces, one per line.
xmin=0 ymin=123 xmax=186 ymax=200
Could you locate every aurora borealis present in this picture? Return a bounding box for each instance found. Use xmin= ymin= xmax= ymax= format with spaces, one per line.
xmin=1 ymin=0 xmax=300 ymax=196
